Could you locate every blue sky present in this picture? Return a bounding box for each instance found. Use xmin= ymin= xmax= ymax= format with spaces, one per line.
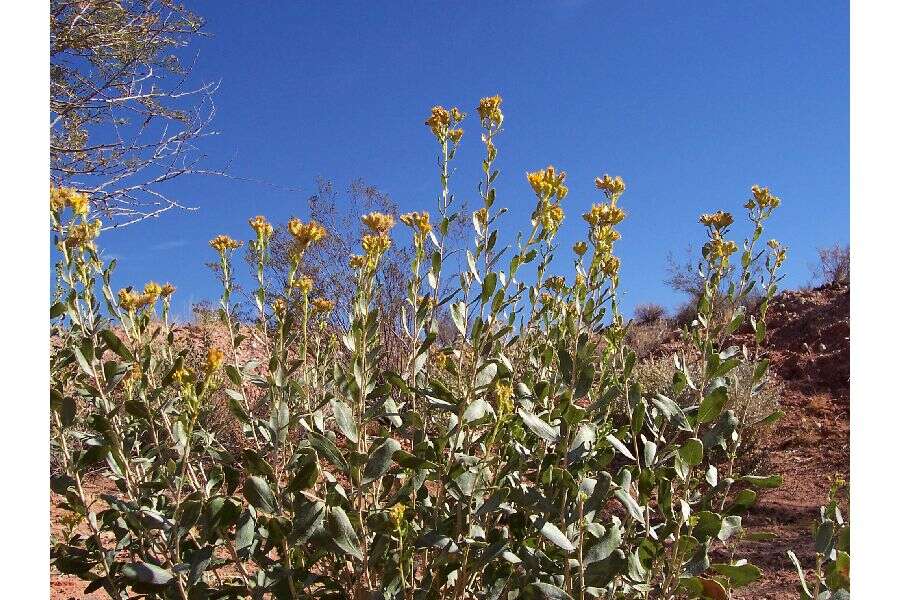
xmin=90 ymin=1 xmax=848 ymax=320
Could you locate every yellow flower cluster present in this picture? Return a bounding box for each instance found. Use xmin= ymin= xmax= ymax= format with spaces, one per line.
xmin=272 ymin=297 xmax=287 ymax=316
xmin=527 ymin=165 xmax=569 ymax=201
xmin=494 ymin=381 xmax=514 ymax=416
xmin=210 ymin=235 xmax=242 ymax=253
xmin=143 ymin=281 xmax=163 ymax=300
xmin=430 ymin=352 xmax=448 ymax=370
xmin=699 ymin=210 xmax=734 ymax=230
xmin=477 ymin=95 xmax=503 ymax=128
xmin=311 ymin=297 xmax=335 ymax=313
xmin=288 ymin=218 xmax=327 ymax=251
xmin=582 ymin=203 xmax=626 ymax=228
xmin=389 ymin=503 xmax=407 ymax=530
xmin=399 ymin=211 xmax=432 ymax=236
xmin=361 ymin=233 xmax=392 ymax=257
xmin=204 ymin=347 xmax=226 ymax=375
xmin=357 ymin=211 xmax=395 ymax=271
xmin=161 ymin=283 xmax=177 ymax=297
xmin=583 ymin=173 xmax=628 ymax=281
xmin=118 ymin=286 xmax=158 ymax=311
xmin=64 ymin=219 xmax=102 ymax=249
xmin=545 ymin=276 xmax=566 ymax=293
xmin=249 ymin=215 xmax=273 ymax=238
xmin=748 ymin=185 xmax=782 ymax=210
xmin=172 ymin=367 xmax=194 ymax=388
xmin=705 ymin=234 xmax=739 ymax=261
xmin=540 ymin=204 xmax=565 ymax=234
xmin=349 ymin=255 xmax=367 ymax=270
xmin=595 ymin=174 xmax=626 ymax=199
xmin=474 ymin=207 xmax=489 ymax=228
xmin=600 ymin=255 xmax=621 ymax=278
xmin=50 ymin=185 xmax=90 ymax=216
xmin=362 ymin=212 xmax=396 ymax=235
xmin=573 ymin=241 xmax=588 ymax=256
xmin=425 ymin=106 xmax=465 ymax=143
xmin=768 ymin=239 xmax=787 ymax=268
xmin=294 ymin=275 xmax=314 ymax=295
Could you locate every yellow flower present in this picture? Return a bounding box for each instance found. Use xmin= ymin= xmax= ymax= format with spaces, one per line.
xmin=143 ymin=281 xmax=163 ymax=300
xmin=272 ymin=297 xmax=287 ymax=316
xmin=768 ymin=240 xmax=787 ymax=268
xmin=545 ymin=276 xmax=566 ymax=292
xmin=249 ymin=215 xmax=274 ymax=238
xmin=527 ymin=165 xmax=568 ymax=201
xmin=539 ymin=204 xmax=565 ymax=234
xmin=595 ymin=174 xmax=626 ymax=199
xmin=400 ymin=211 xmax=432 ymax=236
xmin=172 ymin=367 xmax=194 ymax=388
xmin=64 ymin=219 xmax=102 ymax=249
xmin=68 ymin=190 xmax=90 ymax=216
xmin=575 ymin=273 xmax=585 ymax=287
xmin=50 ymin=186 xmax=92 ymax=215
xmin=583 ymin=203 xmax=626 ymax=227
xmin=311 ymin=297 xmax=335 ymax=313
xmin=448 ymin=128 xmax=464 ymax=144
xmin=749 ymin=185 xmax=781 ymax=209
xmin=774 ymin=247 xmax=787 ymax=268
xmin=210 ymin=235 xmax=242 ymax=253
xmin=431 ymin=352 xmax=448 ymax=370
xmin=600 ymin=255 xmax=621 ymax=278
xmin=287 ymin=218 xmax=327 ymax=250
xmin=349 ymin=254 xmax=367 ymax=270
xmin=705 ymin=234 xmax=738 ymax=261
xmin=477 ymin=95 xmax=504 ymax=127
xmin=494 ymin=381 xmax=514 ymax=416
xmin=699 ymin=211 xmax=734 ymax=230
xmin=118 ymin=287 xmax=157 ymax=311
xmin=425 ymin=105 xmax=451 ymax=139
xmin=389 ymin=503 xmax=407 ymax=530
xmin=573 ymin=241 xmax=588 ymax=256
xmin=161 ymin=283 xmax=177 ymax=297
xmin=473 ymin=207 xmax=489 ymax=227
xmin=361 ymin=212 xmax=396 ymax=235
xmin=362 ymin=233 xmax=392 ymax=257
xmin=204 ymin=347 xmax=226 ymax=375
xmin=294 ymin=275 xmax=314 ymax=295
xmin=50 ymin=185 xmax=66 ymax=213
xmin=118 ymin=288 xmax=140 ymax=311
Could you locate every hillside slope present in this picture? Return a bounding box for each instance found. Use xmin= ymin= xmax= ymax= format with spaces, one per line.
xmin=738 ymin=281 xmax=850 ymax=598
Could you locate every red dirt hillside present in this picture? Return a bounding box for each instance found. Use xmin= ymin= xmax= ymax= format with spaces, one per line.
xmin=738 ymin=281 xmax=850 ymax=599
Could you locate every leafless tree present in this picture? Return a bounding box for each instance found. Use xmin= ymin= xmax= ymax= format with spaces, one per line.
xmin=809 ymin=243 xmax=850 ymax=285
xmin=50 ymin=0 xmax=224 ymax=228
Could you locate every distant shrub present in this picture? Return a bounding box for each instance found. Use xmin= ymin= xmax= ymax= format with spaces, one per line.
xmin=633 ymin=355 xmax=783 ymax=470
xmin=813 ymin=243 xmax=850 ymax=285
xmin=633 ymin=302 xmax=667 ymax=325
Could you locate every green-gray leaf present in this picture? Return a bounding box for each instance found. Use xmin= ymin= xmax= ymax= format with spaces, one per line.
xmin=243 ymin=476 xmax=276 ymax=514
xmin=519 ymin=409 xmax=560 ymax=444
xmin=362 ymin=438 xmax=401 ymax=484
xmin=328 ymin=506 xmax=362 ymax=559
xmin=331 ymin=399 xmax=358 ymax=443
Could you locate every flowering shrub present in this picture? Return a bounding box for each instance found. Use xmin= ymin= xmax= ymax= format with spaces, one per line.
xmin=51 ymin=96 xmax=789 ymax=599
